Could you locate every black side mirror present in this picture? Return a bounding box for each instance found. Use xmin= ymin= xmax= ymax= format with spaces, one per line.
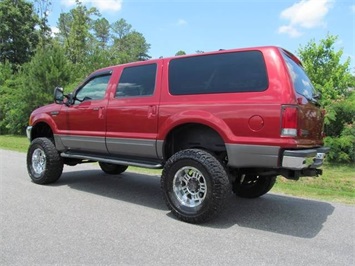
xmin=54 ymin=87 xmax=64 ymax=104
xmin=66 ymin=93 xmax=74 ymax=106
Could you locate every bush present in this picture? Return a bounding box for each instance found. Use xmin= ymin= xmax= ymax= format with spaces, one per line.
xmin=324 ymin=91 xmax=355 ymax=163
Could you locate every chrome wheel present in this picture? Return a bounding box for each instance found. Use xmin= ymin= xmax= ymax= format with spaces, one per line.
xmin=27 ymin=138 xmax=63 ymax=184
xmin=162 ymin=149 xmax=230 ymax=223
xmin=173 ymin=166 xmax=207 ymax=208
xmin=32 ymin=148 xmax=46 ymax=177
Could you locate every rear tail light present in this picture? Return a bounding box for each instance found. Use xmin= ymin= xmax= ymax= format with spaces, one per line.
xmin=281 ymin=105 xmax=298 ymax=137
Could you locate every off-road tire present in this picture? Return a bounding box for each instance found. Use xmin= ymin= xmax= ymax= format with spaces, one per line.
xmin=233 ymin=175 xmax=276 ymax=198
xmin=161 ymin=149 xmax=231 ymax=224
xmin=99 ymin=162 xmax=128 ymax=175
xmin=27 ymin=138 xmax=63 ymax=184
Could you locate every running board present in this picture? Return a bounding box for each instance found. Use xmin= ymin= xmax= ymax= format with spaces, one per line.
xmin=61 ymin=152 xmax=163 ymax=169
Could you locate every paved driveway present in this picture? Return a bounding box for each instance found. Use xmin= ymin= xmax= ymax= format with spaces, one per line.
xmin=1 ymin=150 xmax=354 ymax=265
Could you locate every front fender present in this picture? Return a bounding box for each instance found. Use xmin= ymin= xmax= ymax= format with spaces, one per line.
xmin=31 ymin=113 xmax=58 ymax=132
xmin=29 ymin=104 xmax=62 ymax=136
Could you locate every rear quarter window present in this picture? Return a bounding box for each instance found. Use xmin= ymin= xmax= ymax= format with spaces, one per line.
xmin=168 ymin=51 xmax=268 ymax=95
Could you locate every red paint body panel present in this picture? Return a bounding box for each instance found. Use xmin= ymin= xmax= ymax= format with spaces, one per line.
xmin=105 ymin=60 xmax=162 ymax=140
xmin=29 ymin=46 xmax=325 ymax=157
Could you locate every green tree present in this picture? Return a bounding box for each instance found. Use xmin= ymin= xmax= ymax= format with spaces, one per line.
xmin=111 ymin=18 xmax=132 ymax=39
xmin=22 ymin=43 xmax=72 ymax=97
xmin=56 ymin=6 xmax=150 ymax=68
xmin=0 ymin=43 xmax=72 ymax=134
xmin=1 ymin=1 xmax=152 ymax=134
xmin=111 ymin=19 xmax=151 ymax=62
xmin=0 ymin=74 xmax=25 ymax=134
xmin=57 ymin=12 xmax=73 ymax=45
xmin=0 ymin=61 xmax=15 ymax=133
xmin=175 ymin=50 xmax=186 ymax=56
xmin=67 ymin=1 xmax=98 ymax=64
xmin=56 ymin=0 xmax=99 ymax=64
xmin=123 ymin=31 xmax=151 ymax=61
xmin=298 ymin=34 xmax=353 ymax=107
xmin=0 ymin=0 xmax=39 ymax=70
xmin=93 ymin=18 xmax=110 ymax=48
xmin=0 ymin=61 xmax=13 ymax=86
xmin=33 ymin=0 xmax=52 ymax=47
xmin=298 ymin=34 xmax=355 ymax=163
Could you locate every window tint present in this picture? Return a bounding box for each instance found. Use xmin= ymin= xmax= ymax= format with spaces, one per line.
xmin=169 ymin=51 xmax=268 ymax=95
xmin=116 ymin=64 xmax=157 ymax=97
xmin=76 ymin=74 xmax=111 ymax=102
xmin=283 ymin=53 xmax=316 ymax=101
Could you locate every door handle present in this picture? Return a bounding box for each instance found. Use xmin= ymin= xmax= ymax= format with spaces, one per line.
xmin=148 ymin=105 xmax=157 ymax=118
xmin=93 ymin=107 xmax=105 ymax=119
xmin=99 ymin=107 xmax=105 ymax=119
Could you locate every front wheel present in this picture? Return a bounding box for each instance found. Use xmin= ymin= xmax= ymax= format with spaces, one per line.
xmin=27 ymin=138 xmax=63 ymax=184
xmin=233 ymin=175 xmax=276 ymax=198
xmin=99 ymin=162 xmax=128 ymax=175
xmin=161 ymin=149 xmax=230 ymax=224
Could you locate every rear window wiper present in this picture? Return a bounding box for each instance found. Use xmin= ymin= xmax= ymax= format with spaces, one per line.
xmin=310 ymin=92 xmax=321 ymax=107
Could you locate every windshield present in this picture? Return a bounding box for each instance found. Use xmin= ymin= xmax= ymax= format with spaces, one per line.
xmin=283 ymin=53 xmax=319 ymax=104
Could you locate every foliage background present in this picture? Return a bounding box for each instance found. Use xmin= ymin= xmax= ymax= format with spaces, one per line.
xmin=297 ymin=35 xmax=355 ymax=163
xmin=1 ymin=0 xmax=150 ymax=134
xmin=1 ymin=0 xmax=354 ymax=163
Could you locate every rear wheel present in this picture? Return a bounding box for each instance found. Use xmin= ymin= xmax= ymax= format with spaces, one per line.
xmin=161 ymin=149 xmax=230 ymax=224
xmin=233 ymin=175 xmax=276 ymax=198
xmin=27 ymin=138 xmax=63 ymax=184
xmin=99 ymin=162 xmax=128 ymax=175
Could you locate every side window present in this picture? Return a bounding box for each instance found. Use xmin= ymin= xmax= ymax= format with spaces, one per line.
xmin=168 ymin=51 xmax=268 ymax=95
xmin=116 ymin=64 xmax=157 ymax=97
xmin=76 ymin=74 xmax=111 ymax=102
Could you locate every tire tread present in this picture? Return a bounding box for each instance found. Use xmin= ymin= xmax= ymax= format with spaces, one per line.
xmin=161 ymin=149 xmax=230 ymax=223
xmin=27 ymin=138 xmax=63 ymax=184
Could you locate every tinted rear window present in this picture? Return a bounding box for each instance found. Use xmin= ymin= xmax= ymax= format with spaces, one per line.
xmin=283 ymin=53 xmax=316 ymax=101
xmin=169 ymin=51 xmax=268 ymax=95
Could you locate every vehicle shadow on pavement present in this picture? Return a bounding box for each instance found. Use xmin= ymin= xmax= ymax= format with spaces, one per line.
xmin=56 ymin=169 xmax=167 ymax=211
xmin=57 ymin=169 xmax=335 ymax=238
xmin=206 ymin=193 xmax=335 ymax=238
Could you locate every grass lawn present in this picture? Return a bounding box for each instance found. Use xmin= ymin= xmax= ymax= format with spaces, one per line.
xmin=273 ymin=164 xmax=354 ymax=204
xmin=0 ymin=135 xmax=30 ymax=152
xmin=1 ymin=135 xmax=354 ymax=204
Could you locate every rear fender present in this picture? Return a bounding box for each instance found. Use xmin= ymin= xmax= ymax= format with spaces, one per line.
xmin=157 ymin=110 xmax=232 ymax=142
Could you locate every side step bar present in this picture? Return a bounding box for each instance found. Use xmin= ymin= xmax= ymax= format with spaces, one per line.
xmin=61 ymin=152 xmax=163 ymax=169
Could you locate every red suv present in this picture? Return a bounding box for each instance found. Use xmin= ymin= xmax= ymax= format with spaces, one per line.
xmin=26 ymin=46 xmax=329 ymax=223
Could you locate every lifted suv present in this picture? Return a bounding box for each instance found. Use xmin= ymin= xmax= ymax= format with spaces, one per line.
xmin=26 ymin=46 xmax=329 ymax=223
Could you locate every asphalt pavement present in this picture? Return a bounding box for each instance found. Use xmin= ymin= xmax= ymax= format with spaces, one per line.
xmin=1 ymin=149 xmax=354 ymax=265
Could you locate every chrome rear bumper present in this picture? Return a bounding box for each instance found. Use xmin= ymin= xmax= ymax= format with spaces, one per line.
xmin=282 ymin=147 xmax=330 ymax=170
